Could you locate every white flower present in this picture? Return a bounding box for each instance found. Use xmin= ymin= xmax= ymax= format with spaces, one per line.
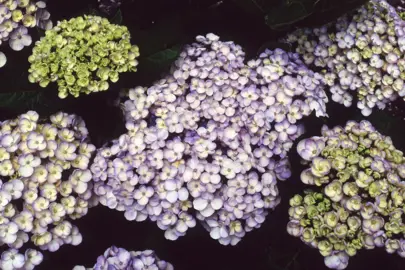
xmin=13 ymin=210 xmax=34 ymax=233
xmin=0 ymin=51 xmax=6 ymax=68
xmin=0 ymin=249 xmax=25 ymax=270
xmin=46 ymin=163 xmax=63 ymax=183
xmin=324 ymin=251 xmax=349 ymax=270
xmin=53 ymin=220 xmax=72 ymax=238
xmin=0 ymin=160 xmax=14 ymax=177
xmin=31 ymin=166 xmax=48 ymax=183
xmin=0 ymin=222 xmax=19 ymax=244
xmin=25 ymin=249 xmax=43 ymax=267
xmin=3 ymin=179 xmax=24 ymax=199
xmin=193 ymin=196 xmax=223 ymax=217
xmin=32 ymin=197 xmax=50 ymax=212
xmin=69 ymin=169 xmax=92 ymax=194
xmin=55 ymin=142 xmax=77 ymax=161
xmin=9 ymin=26 xmax=32 ymax=51
xmin=18 ymin=154 xmax=41 ymax=177
xmin=23 ymin=189 xmax=38 ymax=204
xmin=134 ymin=186 xmax=154 ymax=206
xmin=0 ymin=190 xmax=12 ymax=211
xmin=26 ymin=132 xmax=46 ymax=151
xmin=220 ymin=158 xmax=241 ymax=179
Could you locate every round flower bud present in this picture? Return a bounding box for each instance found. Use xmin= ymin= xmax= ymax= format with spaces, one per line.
xmin=286 ymin=220 xmax=302 ymax=237
xmin=311 ymin=157 xmax=332 ymax=177
xmin=324 ymin=211 xmax=339 ymax=228
xmin=318 ymin=240 xmax=333 ymax=256
xmin=289 ymin=194 xmax=303 ymax=207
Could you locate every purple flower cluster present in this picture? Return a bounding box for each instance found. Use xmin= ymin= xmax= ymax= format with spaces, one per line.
xmin=73 ymin=246 xmax=173 ymax=270
xmin=0 ymin=111 xmax=97 ymax=268
xmin=284 ymin=0 xmax=405 ymax=116
xmin=91 ymin=33 xmax=328 ymax=245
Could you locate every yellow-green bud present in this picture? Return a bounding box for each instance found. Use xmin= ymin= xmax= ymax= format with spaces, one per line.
xmin=289 ymin=194 xmax=303 ymax=207
xmin=324 ymin=211 xmax=339 ymax=228
xmin=302 ymin=228 xmax=315 ymax=243
xmin=11 ymin=10 xmax=23 ymax=22
xmin=318 ymin=240 xmax=333 ymax=256
xmin=342 ymin=182 xmax=358 ymax=196
xmin=334 ymin=224 xmax=348 ymax=238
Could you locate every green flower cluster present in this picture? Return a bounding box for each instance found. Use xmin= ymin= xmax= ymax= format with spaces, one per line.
xmin=27 ymin=15 xmax=140 ymax=98
xmin=289 ymin=120 xmax=405 ymax=269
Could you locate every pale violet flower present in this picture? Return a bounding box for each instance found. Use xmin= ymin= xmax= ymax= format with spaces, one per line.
xmin=9 ymin=26 xmax=32 ymax=51
xmin=324 ymin=251 xmax=349 ymax=270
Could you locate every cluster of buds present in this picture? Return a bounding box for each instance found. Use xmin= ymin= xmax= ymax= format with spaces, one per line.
xmin=0 ymin=248 xmax=43 ymax=270
xmin=28 ymin=15 xmax=140 ymax=98
xmin=288 ymin=120 xmax=405 ymax=269
xmin=73 ymin=246 xmax=173 ymax=270
xmin=91 ymin=33 xmax=328 ymax=245
xmin=0 ymin=0 xmax=52 ymax=67
xmin=0 ymin=111 xmax=97 ymax=268
xmin=284 ymin=0 xmax=405 ymax=116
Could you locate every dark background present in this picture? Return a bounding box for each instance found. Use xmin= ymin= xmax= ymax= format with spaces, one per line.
xmin=1 ymin=0 xmax=405 ymax=269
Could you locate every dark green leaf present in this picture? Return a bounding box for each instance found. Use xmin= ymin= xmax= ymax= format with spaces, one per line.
xmin=88 ymin=7 xmax=102 ymax=16
xmin=143 ymin=43 xmax=183 ymax=68
xmin=110 ymin=9 xmax=123 ymax=24
xmin=134 ymin=16 xmax=185 ymax=57
xmin=0 ymin=91 xmax=47 ymax=110
xmin=293 ymin=260 xmax=301 ymax=270
xmin=231 ymin=0 xmax=267 ymax=16
xmin=36 ymin=27 xmax=46 ymax=38
xmin=265 ymin=1 xmax=315 ymax=30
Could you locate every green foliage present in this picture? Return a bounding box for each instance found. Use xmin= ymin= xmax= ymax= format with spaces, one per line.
xmin=265 ymin=1 xmax=317 ymax=30
xmin=110 ymin=9 xmax=123 ymax=25
xmin=231 ymin=0 xmax=369 ymax=31
xmin=141 ymin=44 xmax=183 ymax=73
xmin=0 ymin=91 xmax=47 ymax=110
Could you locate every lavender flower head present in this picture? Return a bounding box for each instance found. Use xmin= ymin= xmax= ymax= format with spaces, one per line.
xmin=284 ymin=0 xmax=405 ymax=116
xmin=92 ymin=33 xmax=327 ymax=245
xmin=73 ymin=246 xmax=173 ymax=270
xmin=0 ymin=111 xmax=96 ymax=268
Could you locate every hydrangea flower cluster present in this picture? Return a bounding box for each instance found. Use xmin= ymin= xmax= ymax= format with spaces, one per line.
xmin=91 ymin=33 xmax=328 ymax=245
xmin=0 ymin=111 xmax=96 ymax=268
xmin=287 ymin=120 xmax=405 ymax=269
xmin=28 ymin=15 xmax=140 ymax=99
xmin=0 ymin=0 xmax=52 ymax=52
xmin=284 ymin=0 xmax=405 ymax=116
xmin=73 ymin=246 xmax=173 ymax=270
xmin=0 ymin=248 xmax=43 ymax=270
